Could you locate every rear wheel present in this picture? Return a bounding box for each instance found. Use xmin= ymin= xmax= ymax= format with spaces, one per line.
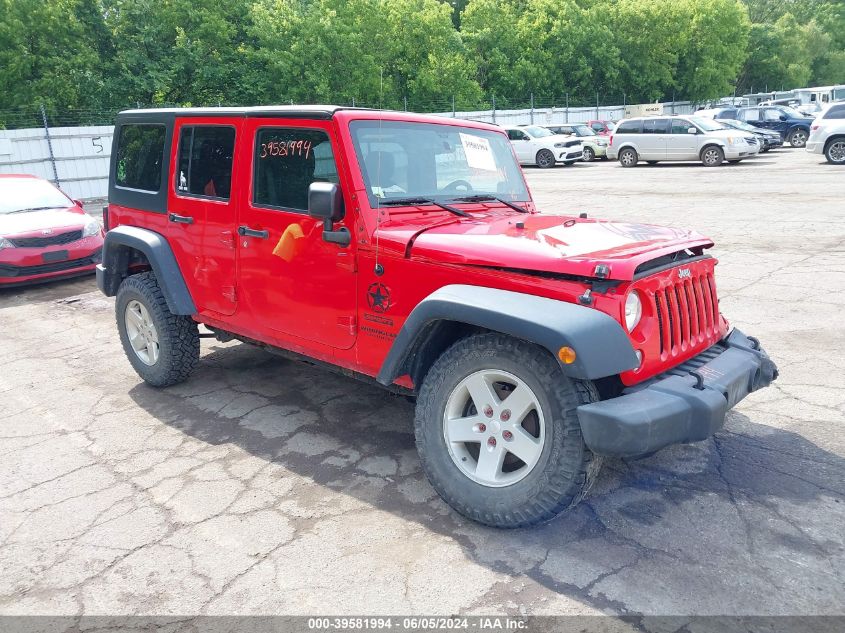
xmin=825 ymin=138 xmax=845 ymax=164
xmin=582 ymin=146 xmax=595 ymax=162
xmin=788 ymin=128 xmax=808 ymax=148
xmin=536 ymin=149 xmax=555 ymax=168
xmin=414 ymin=333 xmax=602 ymax=528
xmin=618 ymin=148 xmax=638 ymax=168
xmin=116 ymin=272 xmax=200 ymax=387
xmin=701 ymin=145 xmax=724 ymax=166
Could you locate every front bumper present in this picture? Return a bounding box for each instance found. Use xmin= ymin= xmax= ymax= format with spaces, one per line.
xmin=577 ymin=329 xmax=778 ymax=458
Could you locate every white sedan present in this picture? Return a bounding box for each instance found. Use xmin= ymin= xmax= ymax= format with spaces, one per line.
xmin=504 ymin=125 xmax=583 ymax=168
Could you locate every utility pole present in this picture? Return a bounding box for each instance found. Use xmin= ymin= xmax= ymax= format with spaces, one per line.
xmin=530 ymin=93 xmax=534 ymax=125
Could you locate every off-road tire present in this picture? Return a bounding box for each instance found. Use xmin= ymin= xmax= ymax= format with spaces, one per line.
xmin=414 ymin=333 xmax=602 ymax=528
xmin=536 ymin=149 xmax=555 ymax=169
xmin=824 ymin=137 xmax=845 ymax=164
xmin=788 ymin=128 xmax=808 ymax=148
xmin=582 ymin=146 xmax=595 ymax=162
xmin=618 ymin=147 xmax=638 ymax=167
xmin=701 ymin=145 xmax=724 ymax=167
xmin=116 ymin=272 xmax=200 ymax=387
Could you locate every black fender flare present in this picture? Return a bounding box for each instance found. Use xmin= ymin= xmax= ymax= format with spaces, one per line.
xmin=96 ymin=225 xmax=196 ymax=315
xmin=376 ymin=284 xmax=638 ymax=386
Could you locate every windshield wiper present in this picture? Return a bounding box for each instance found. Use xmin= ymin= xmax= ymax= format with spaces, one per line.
xmin=378 ymin=197 xmax=470 ymax=218
xmin=448 ymin=195 xmax=528 ymax=214
xmin=7 ymin=206 xmax=64 ymax=214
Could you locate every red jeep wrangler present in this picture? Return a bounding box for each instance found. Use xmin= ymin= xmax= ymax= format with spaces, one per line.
xmin=98 ymin=106 xmax=777 ymax=527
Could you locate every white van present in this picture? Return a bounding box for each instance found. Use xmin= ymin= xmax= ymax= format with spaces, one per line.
xmin=607 ymin=116 xmax=760 ymax=167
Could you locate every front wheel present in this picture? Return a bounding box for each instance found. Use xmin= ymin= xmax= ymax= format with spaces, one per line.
xmin=701 ymin=145 xmax=724 ymax=167
xmin=788 ymin=128 xmax=808 ymax=148
xmin=825 ymin=138 xmax=845 ymax=164
xmin=536 ymin=149 xmax=555 ymax=169
xmin=116 ymin=272 xmax=200 ymax=387
xmin=414 ymin=333 xmax=601 ymax=528
xmin=582 ymin=146 xmax=595 ymax=162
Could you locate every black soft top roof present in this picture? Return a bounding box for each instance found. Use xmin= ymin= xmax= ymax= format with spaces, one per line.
xmin=116 ymin=105 xmax=372 ymax=121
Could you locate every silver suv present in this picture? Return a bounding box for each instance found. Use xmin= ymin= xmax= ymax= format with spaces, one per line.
xmin=607 ymin=116 xmax=760 ymax=167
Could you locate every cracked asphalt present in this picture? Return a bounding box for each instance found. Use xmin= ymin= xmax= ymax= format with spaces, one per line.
xmin=1 ymin=149 xmax=843 ymax=618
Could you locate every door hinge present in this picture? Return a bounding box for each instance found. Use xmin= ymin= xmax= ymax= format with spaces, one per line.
xmin=337 ymin=315 xmax=356 ymax=336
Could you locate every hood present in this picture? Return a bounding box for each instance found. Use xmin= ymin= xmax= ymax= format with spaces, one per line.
xmin=709 ymin=129 xmax=754 ymax=140
xmin=0 ymin=207 xmax=86 ymax=238
xmin=404 ymin=213 xmax=713 ymax=281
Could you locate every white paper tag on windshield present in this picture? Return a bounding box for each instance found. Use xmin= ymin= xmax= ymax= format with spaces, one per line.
xmin=459 ymin=133 xmax=497 ymax=171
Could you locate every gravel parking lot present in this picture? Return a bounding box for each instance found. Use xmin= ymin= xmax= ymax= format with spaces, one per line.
xmin=1 ymin=149 xmax=843 ymax=619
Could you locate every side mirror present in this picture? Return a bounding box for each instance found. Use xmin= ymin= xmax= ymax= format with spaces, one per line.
xmin=779 ymin=114 xmax=787 ymax=121
xmin=687 ymin=127 xmax=698 ymax=135
xmin=73 ymin=199 xmax=84 ymax=208
xmin=308 ymin=182 xmax=349 ymax=247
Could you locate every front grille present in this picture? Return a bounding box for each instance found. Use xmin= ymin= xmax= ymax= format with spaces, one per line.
xmin=652 ymin=270 xmax=720 ymax=357
xmin=0 ymin=251 xmax=100 ymax=278
xmin=9 ymin=230 xmax=83 ymax=248
xmin=747 ymin=138 xmax=758 ymax=146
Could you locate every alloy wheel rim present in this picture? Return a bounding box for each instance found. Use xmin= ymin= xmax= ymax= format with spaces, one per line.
xmin=621 ymin=151 xmax=634 ymax=165
xmin=125 ymin=300 xmax=160 ymax=366
xmin=443 ymin=369 xmax=545 ymax=488
xmin=704 ymin=149 xmax=720 ymax=165
xmin=584 ymin=148 xmax=593 ymax=161
xmin=792 ymin=131 xmax=807 ymax=146
xmin=830 ymin=141 xmax=845 ymax=163
xmin=538 ymin=152 xmax=552 ymax=167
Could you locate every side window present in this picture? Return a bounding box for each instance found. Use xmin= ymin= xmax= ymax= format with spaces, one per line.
xmin=507 ymin=130 xmax=528 ymax=141
xmin=590 ymin=122 xmax=604 ymax=132
xmin=615 ymin=120 xmax=642 ymax=134
xmin=115 ymin=124 xmax=166 ymax=191
xmin=671 ymin=119 xmax=696 ymax=134
xmin=643 ymin=118 xmax=670 ymax=134
xmin=824 ymin=105 xmax=845 ymax=120
xmin=253 ymin=128 xmax=338 ymax=212
xmin=742 ymin=109 xmax=761 ymax=122
xmin=764 ymin=109 xmax=783 ymax=122
xmin=175 ymin=126 xmax=236 ymax=200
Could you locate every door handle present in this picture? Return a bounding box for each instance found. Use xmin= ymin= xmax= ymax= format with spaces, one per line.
xmin=168 ymin=213 xmax=194 ymax=225
xmin=238 ymin=226 xmax=269 ymax=239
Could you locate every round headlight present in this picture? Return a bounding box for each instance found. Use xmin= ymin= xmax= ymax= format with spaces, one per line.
xmin=625 ymin=291 xmax=642 ymax=331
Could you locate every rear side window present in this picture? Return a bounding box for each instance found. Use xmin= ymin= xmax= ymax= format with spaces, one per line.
xmin=253 ymin=128 xmax=339 ymax=212
xmin=615 ymin=120 xmax=642 ymax=134
xmin=741 ymin=109 xmax=761 ymax=122
xmin=719 ymin=109 xmax=737 ymax=119
xmin=643 ymin=118 xmax=670 ymax=134
xmin=823 ymin=105 xmax=845 ymax=119
xmin=175 ymin=126 xmax=236 ymax=200
xmin=590 ymin=122 xmax=605 ymax=132
xmin=115 ymin=124 xmax=166 ymax=191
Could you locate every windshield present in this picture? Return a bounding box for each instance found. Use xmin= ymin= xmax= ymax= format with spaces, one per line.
xmin=779 ymin=106 xmax=806 ymax=119
xmin=522 ymin=126 xmax=554 ymax=138
xmin=689 ymin=117 xmax=726 ymax=132
xmin=349 ymin=120 xmax=529 ymax=206
xmin=719 ymin=119 xmax=757 ymax=133
xmin=0 ymin=178 xmax=72 ymax=215
xmin=573 ymin=125 xmax=596 ymax=136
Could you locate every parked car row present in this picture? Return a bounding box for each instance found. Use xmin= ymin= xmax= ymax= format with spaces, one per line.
xmin=695 ymin=104 xmax=816 ymax=148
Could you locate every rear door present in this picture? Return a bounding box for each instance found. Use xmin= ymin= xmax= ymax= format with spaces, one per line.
xmin=234 ymin=118 xmax=357 ymax=349
xmin=169 ymin=119 xmax=239 ymax=315
xmin=639 ymin=118 xmax=670 ymax=160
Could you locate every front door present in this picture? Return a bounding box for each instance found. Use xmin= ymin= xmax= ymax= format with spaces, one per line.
xmin=507 ymin=129 xmax=533 ymax=162
xmin=668 ymin=118 xmax=700 ymax=159
xmin=235 ymin=119 xmax=357 ymax=350
xmin=762 ymin=108 xmax=788 ymax=137
xmin=169 ymin=119 xmax=239 ymax=315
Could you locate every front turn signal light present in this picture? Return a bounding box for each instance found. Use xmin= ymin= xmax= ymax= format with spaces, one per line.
xmin=558 ymin=346 xmax=577 ymax=364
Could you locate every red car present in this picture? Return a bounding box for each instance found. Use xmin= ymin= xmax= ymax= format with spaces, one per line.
xmin=586 ymin=119 xmax=615 ymax=136
xmin=0 ymin=175 xmax=104 ymax=286
xmin=97 ymin=107 xmax=776 ymax=528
